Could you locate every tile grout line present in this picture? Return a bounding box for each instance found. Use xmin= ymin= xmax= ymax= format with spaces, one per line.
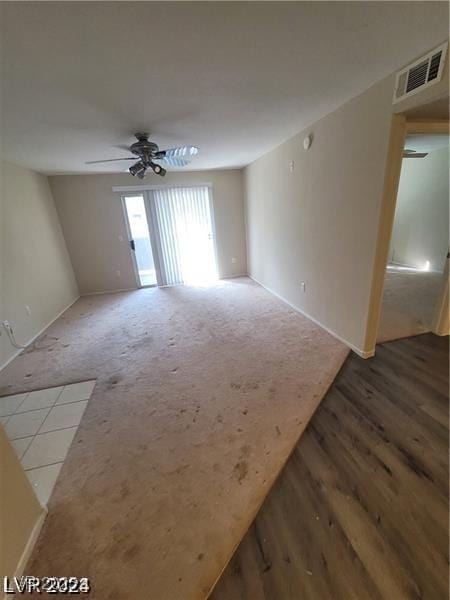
xmin=1 ymin=382 xmax=95 ymax=506
xmin=15 ymin=436 xmax=35 ymax=461
xmin=20 ymin=425 xmax=79 ymax=470
xmin=10 ymin=417 xmax=86 ymax=442
xmin=4 ymin=383 xmax=94 ymax=485
xmin=16 ymin=387 xmax=90 ymax=468
xmin=37 ymin=400 xmax=89 ymax=436
xmin=35 ymin=423 xmax=80 ymax=438
xmin=35 ymin=386 xmax=68 ymax=437
xmin=0 ymin=380 xmax=96 ymax=404
xmin=0 ymin=384 xmax=72 ymax=402
xmin=25 ymin=459 xmax=64 ymax=473
xmin=2 ymin=396 xmax=92 ymax=419
xmin=15 ymin=391 xmax=30 ymax=414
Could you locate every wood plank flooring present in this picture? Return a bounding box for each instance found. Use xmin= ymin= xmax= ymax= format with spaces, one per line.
xmin=210 ymin=334 xmax=449 ymax=600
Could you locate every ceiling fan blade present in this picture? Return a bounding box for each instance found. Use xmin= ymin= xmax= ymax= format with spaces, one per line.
xmin=85 ymin=157 xmax=136 ymax=164
xmin=158 ymin=156 xmax=189 ymax=168
xmin=162 ymin=145 xmax=199 ymax=159
xmin=402 ymin=150 xmax=428 ymax=158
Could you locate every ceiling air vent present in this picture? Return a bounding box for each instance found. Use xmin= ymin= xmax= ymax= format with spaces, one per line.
xmin=393 ymin=42 xmax=448 ymax=104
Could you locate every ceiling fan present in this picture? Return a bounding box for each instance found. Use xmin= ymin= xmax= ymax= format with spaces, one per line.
xmin=86 ymin=133 xmax=199 ymax=178
xmin=403 ymin=148 xmax=428 ymax=158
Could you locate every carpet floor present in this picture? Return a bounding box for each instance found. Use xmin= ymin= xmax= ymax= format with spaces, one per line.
xmin=0 ymin=278 xmax=348 ymax=599
xmin=377 ymin=268 xmax=443 ymax=343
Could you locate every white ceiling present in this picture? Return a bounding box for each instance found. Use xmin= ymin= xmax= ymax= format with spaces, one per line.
xmin=1 ymin=2 xmax=448 ymax=175
xmin=405 ymin=134 xmax=449 ymax=153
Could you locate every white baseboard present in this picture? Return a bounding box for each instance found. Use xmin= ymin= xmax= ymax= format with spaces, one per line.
xmin=0 ymin=296 xmax=80 ymax=373
xmin=80 ymin=287 xmax=137 ymax=297
xmin=15 ymin=508 xmax=47 ymax=575
xmin=219 ymin=273 xmax=248 ymax=280
xmin=249 ymin=275 xmax=373 ymax=359
xmin=2 ymin=508 xmax=47 ymax=600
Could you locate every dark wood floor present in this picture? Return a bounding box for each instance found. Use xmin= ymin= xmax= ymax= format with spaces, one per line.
xmin=210 ymin=334 xmax=449 ymax=600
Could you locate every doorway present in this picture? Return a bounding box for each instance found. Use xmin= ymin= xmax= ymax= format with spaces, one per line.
xmin=123 ymin=194 xmax=157 ymax=287
xmin=121 ymin=185 xmax=218 ymax=288
xmin=377 ymin=131 xmax=449 ymax=343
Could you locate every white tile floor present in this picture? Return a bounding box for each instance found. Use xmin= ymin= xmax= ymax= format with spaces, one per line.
xmin=1 ymin=380 xmax=96 ymax=506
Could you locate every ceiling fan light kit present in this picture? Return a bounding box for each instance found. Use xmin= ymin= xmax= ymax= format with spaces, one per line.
xmin=86 ymin=133 xmax=199 ymax=178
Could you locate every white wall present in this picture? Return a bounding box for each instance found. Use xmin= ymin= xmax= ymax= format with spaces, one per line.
xmin=0 ymin=162 xmax=79 ymax=370
xmin=244 ymin=49 xmax=448 ymax=356
xmin=50 ymin=170 xmax=247 ymax=294
xmin=390 ymin=147 xmax=449 ymax=272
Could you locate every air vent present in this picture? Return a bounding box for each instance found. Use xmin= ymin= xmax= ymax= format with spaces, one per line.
xmin=393 ymin=42 xmax=448 ymax=104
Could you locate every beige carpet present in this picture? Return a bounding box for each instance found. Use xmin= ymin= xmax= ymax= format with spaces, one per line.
xmin=377 ymin=268 xmax=443 ymax=344
xmin=0 ymin=278 xmax=347 ymax=599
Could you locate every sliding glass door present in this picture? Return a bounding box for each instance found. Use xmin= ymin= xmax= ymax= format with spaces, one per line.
xmin=122 ymin=185 xmax=218 ymax=288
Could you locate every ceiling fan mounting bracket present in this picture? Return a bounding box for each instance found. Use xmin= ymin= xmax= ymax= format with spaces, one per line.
xmin=134 ymin=132 xmax=150 ymax=141
xmin=130 ymin=133 xmax=160 ymax=160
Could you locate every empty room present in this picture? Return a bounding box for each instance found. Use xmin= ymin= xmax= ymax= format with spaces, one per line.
xmin=0 ymin=3 xmax=448 ymax=599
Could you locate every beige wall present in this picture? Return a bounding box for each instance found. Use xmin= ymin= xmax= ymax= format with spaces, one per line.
xmin=0 ymin=425 xmax=44 ymax=580
xmin=244 ymin=46 xmax=449 ymax=356
xmin=50 ymin=170 xmax=247 ymax=295
xmin=0 ymin=162 xmax=79 ymax=370
xmin=390 ymin=147 xmax=449 ymax=272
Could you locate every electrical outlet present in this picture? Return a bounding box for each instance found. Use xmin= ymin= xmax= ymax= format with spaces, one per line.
xmin=231 ymin=257 xmax=237 ymax=264
xmin=118 ymin=235 xmax=124 ymax=242
xmin=116 ymin=270 xmax=121 ymax=277
xmin=300 ymin=281 xmax=306 ymax=292
xmin=25 ymin=305 xmax=31 ymax=316
xmin=289 ymin=160 xmax=295 ymax=173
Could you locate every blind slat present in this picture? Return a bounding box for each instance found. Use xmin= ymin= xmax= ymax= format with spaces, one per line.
xmin=152 ymin=186 xmax=217 ymax=286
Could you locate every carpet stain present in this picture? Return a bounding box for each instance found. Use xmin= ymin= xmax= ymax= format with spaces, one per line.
xmin=234 ymin=460 xmax=249 ymax=483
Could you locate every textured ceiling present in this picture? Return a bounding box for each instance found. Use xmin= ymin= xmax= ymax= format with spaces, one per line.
xmin=1 ymin=2 xmax=448 ymax=174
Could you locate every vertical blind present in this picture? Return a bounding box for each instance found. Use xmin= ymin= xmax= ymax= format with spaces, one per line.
xmin=152 ymin=186 xmax=217 ymax=286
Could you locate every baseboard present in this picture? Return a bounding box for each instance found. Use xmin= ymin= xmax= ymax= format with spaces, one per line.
xmin=15 ymin=508 xmax=47 ymax=575
xmin=219 ymin=273 xmax=248 ymax=280
xmin=388 ymin=261 xmax=442 ymax=274
xmin=81 ymin=280 xmax=251 ymax=295
xmin=2 ymin=508 xmax=47 ymax=600
xmin=249 ymin=275 xmax=373 ymax=359
xmin=0 ymin=296 xmax=80 ymax=373
xmin=80 ymin=287 xmax=137 ymax=297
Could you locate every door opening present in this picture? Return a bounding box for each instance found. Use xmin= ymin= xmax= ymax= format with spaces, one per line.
xmin=364 ymin=118 xmax=449 ymax=356
xmin=121 ymin=185 xmax=218 ymax=289
xmin=123 ymin=194 xmax=157 ymax=287
xmin=377 ymin=131 xmax=449 ymax=343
